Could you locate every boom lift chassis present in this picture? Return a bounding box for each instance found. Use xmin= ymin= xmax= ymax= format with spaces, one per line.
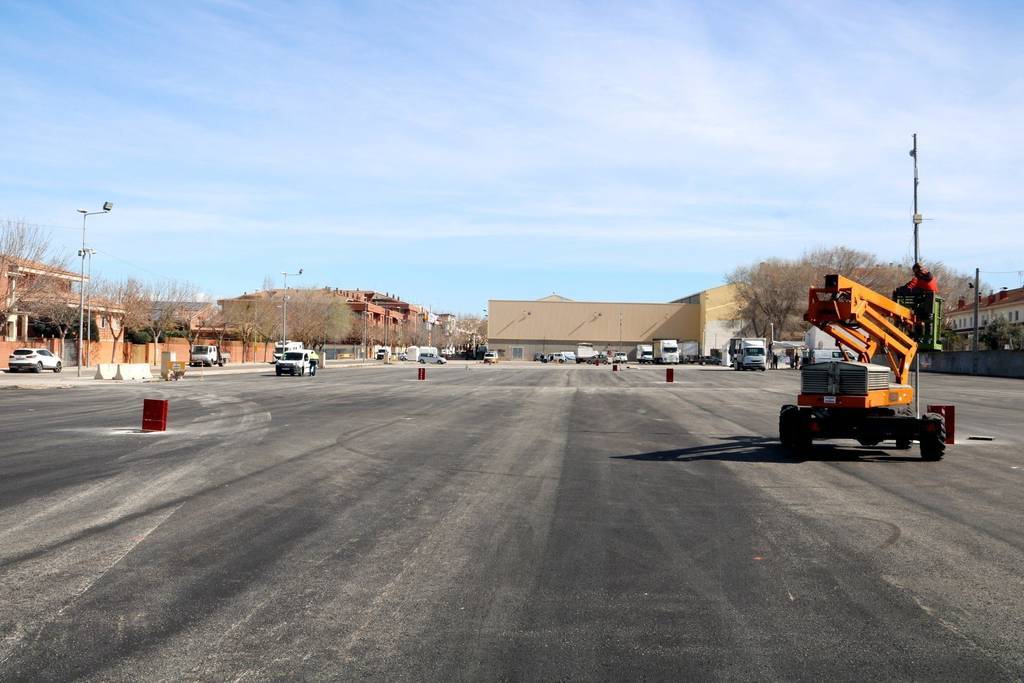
xmin=779 ymin=274 xmax=947 ymax=460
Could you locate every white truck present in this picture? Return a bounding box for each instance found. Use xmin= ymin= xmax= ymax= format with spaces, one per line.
xmin=189 ymin=344 xmax=230 ymax=367
xmin=635 ymin=344 xmax=654 ymax=364
xmin=576 ymin=343 xmax=596 ymax=364
xmin=273 ymin=340 xmax=304 ymax=362
xmin=728 ymin=337 xmax=768 ymax=371
xmin=654 ymin=339 xmax=680 ymax=364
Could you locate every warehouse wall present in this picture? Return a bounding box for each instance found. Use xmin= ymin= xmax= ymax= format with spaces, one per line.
xmin=488 ymin=299 xmax=700 ymax=347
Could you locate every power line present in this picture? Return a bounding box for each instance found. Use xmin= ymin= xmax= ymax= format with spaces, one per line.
xmin=91 ymin=248 xmax=179 ymax=283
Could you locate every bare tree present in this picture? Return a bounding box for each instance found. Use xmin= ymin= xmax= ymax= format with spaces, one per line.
xmin=253 ymin=299 xmax=280 ymax=362
xmin=400 ymin=317 xmax=429 ymax=347
xmin=1 ymin=219 xmax=66 ymax=336
xmin=142 ymin=279 xmax=198 ymax=361
xmin=209 ymin=308 xmax=230 ymax=347
xmin=33 ymin=290 xmax=79 ymax=354
xmin=186 ymin=304 xmax=220 ymax=345
xmin=286 ymin=289 xmax=353 ymax=355
xmin=96 ymin=277 xmax=147 ymax=363
xmin=454 ymin=314 xmax=487 ymax=352
xmin=224 ymin=296 xmax=277 ymax=362
xmin=728 ymin=247 xmax=977 ymax=340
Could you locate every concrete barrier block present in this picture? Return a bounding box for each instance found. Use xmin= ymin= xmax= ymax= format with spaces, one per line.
xmin=94 ymin=363 xmax=118 ymax=380
xmin=113 ymin=363 xmax=152 ymax=381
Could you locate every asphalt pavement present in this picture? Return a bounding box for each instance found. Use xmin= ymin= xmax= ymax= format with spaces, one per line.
xmin=1 ymin=363 xmax=1022 ymax=680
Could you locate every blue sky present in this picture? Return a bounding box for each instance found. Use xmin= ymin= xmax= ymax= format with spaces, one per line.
xmin=2 ymin=1 xmax=1023 ymax=313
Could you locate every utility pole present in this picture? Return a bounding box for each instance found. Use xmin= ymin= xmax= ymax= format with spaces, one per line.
xmin=909 ymin=134 xmax=922 ymax=417
xmin=911 ymin=133 xmax=921 ymax=263
xmin=973 ymin=267 xmax=981 ymax=373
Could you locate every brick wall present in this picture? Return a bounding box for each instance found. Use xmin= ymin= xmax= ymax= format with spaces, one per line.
xmin=0 ymin=338 xmax=276 ymax=369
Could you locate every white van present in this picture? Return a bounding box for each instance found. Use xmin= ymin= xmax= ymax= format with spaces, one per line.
xmin=276 ymin=349 xmax=311 ymax=376
xmin=419 ymin=349 xmax=447 ymax=364
xmin=808 ymin=348 xmax=857 ymax=364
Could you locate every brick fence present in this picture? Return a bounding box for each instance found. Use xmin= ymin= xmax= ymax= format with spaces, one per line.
xmin=0 ymin=338 xmax=277 ymax=369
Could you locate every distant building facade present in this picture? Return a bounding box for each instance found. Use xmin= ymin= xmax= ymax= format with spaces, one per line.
xmin=487 ymin=285 xmax=741 ymax=361
xmin=948 ymin=287 xmax=1024 ymax=337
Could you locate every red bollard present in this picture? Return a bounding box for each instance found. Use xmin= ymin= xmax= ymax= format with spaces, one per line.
xmin=927 ymin=404 xmax=955 ymax=444
xmin=142 ymin=399 xmax=168 ymax=432
xmin=666 ymin=368 xmax=674 ymax=383
xmin=612 ymin=364 xmax=618 ymax=372
xmin=418 ymin=367 xmax=426 ymax=380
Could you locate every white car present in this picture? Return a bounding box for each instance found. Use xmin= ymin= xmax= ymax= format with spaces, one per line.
xmin=419 ymin=352 xmax=447 ymax=364
xmin=7 ymin=348 xmax=62 ymax=373
xmin=612 ymin=352 xmax=628 ymax=363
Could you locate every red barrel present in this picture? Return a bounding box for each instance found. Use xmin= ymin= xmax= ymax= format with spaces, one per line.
xmin=612 ymin=364 xmax=618 ymax=372
xmin=927 ymin=404 xmax=955 ymax=444
xmin=666 ymin=368 xmax=674 ymax=383
xmin=418 ymin=367 xmax=426 ymax=380
xmin=142 ymin=399 xmax=168 ymax=432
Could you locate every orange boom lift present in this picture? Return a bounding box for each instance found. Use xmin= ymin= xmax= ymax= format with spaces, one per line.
xmin=779 ymin=274 xmax=948 ymax=460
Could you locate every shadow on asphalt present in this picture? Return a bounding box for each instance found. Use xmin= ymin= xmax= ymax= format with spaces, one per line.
xmin=613 ymin=436 xmax=925 ymax=464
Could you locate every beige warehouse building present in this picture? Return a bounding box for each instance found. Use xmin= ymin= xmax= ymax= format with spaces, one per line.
xmin=487 ymin=286 xmax=741 ymax=361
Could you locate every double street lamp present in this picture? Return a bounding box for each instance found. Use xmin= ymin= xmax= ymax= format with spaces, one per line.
xmin=76 ymin=202 xmax=112 ymax=377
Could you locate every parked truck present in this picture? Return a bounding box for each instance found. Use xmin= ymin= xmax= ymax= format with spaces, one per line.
xmin=635 ymin=344 xmax=654 ymax=364
xmin=189 ymin=344 xmax=230 ymax=367
xmin=728 ymin=337 xmax=768 ymax=371
xmin=575 ymin=343 xmax=597 ymax=364
xmin=654 ymin=339 xmax=680 ymax=364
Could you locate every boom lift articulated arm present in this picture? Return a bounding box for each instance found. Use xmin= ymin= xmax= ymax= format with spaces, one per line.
xmin=782 ymin=275 xmax=948 ymax=461
xmin=804 ymin=274 xmax=918 ymax=385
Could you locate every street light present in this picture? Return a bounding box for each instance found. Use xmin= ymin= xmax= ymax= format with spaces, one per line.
xmin=281 ymin=268 xmax=302 ymax=347
xmin=76 ymin=203 xmax=111 ymax=377
xmin=81 ymin=248 xmax=97 ymax=365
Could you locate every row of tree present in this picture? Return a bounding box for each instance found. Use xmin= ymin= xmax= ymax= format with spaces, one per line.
xmin=3 ymin=219 xmax=359 ymax=361
xmin=726 ymin=246 xmax=980 ymax=349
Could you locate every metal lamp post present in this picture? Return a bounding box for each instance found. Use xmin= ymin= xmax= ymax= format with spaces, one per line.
xmin=82 ymin=248 xmax=96 ymax=365
xmin=280 ymin=268 xmax=302 ymax=347
xmin=76 ymin=203 xmax=111 ymax=377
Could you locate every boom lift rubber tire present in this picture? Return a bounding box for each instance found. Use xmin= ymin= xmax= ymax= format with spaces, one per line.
xmin=919 ymin=413 xmax=947 ymax=461
xmin=779 ymin=405 xmax=811 ymax=454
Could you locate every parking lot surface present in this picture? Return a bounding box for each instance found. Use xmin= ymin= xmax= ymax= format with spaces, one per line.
xmin=1 ymin=364 xmax=1022 ymax=680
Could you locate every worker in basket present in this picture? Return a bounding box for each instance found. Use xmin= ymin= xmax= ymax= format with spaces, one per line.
xmin=894 ymin=263 xmax=939 ymax=342
xmin=896 ymin=262 xmax=938 ymax=296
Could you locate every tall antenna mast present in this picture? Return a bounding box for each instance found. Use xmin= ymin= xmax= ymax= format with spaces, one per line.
xmin=910 ymin=133 xmax=921 ymax=263
xmin=909 ymin=133 xmax=922 ymax=418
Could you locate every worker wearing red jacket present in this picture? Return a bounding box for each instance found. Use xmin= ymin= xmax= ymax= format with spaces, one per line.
xmin=896 ymin=263 xmax=938 ymax=297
